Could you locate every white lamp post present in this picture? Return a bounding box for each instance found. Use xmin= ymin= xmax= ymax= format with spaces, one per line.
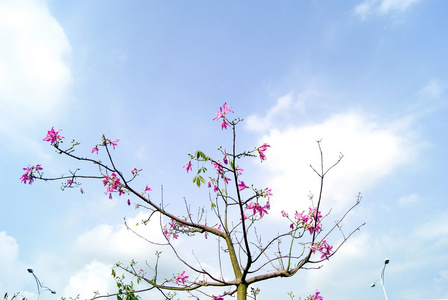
xmin=371 ymin=259 xmax=390 ymax=300
xmin=27 ymin=269 xmax=56 ymax=299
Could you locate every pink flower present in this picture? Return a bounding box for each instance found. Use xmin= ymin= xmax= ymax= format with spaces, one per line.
xmin=223 ymin=152 xmax=228 ymax=165
xmin=213 ymin=296 xmax=224 ymax=300
xmin=310 ymin=243 xmax=319 ymax=253
xmin=110 ymin=139 xmax=119 ymax=149
xmin=213 ymin=184 xmax=219 ymax=192
xmin=80 ymin=188 xmax=84 ymax=194
xmin=164 ymin=219 xmax=180 ymax=240
xmin=308 ymin=290 xmax=323 ymax=300
xmin=213 ymin=161 xmax=223 ymax=174
xmin=265 ymin=200 xmax=270 ymax=210
xmin=175 ymin=271 xmax=189 ymax=285
xmin=43 ymin=127 xmax=64 ymax=145
xmin=67 ymin=179 xmax=72 ymax=185
xmin=183 ymin=161 xmax=193 ymax=173
xmin=238 ymin=181 xmax=249 ymax=191
xmin=131 ymin=168 xmax=138 ymax=175
xmin=281 ymin=210 xmax=289 ymax=218
xmin=293 ymin=207 xmax=323 ymax=234
xmin=20 ymin=164 xmax=43 ymax=184
xmin=257 ymin=143 xmax=270 ymax=162
xmin=236 ymin=167 xmax=244 ymax=175
xmin=310 ymin=239 xmax=333 ymax=260
xmin=102 ymin=173 xmax=123 ymax=198
xmin=262 ymin=188 xmax=273 ymax=200
xmin=247 ymin=202 xmax=269 ymax=218
xmin=213 ymin=102 xmax=234 ymax=120
xmin=91 ymin=145 xmax=99 ymax=154
xmin=213 ymin=102 xmax=234 ymax=130
xmin=127 ymin=199 xmax=131 ymax=206
xmin=144 ymin=185 xmax=152 ymax=192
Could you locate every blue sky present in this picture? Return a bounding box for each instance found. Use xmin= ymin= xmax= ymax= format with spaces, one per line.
xmin=1 ymin=0 xmax=447 ymax=299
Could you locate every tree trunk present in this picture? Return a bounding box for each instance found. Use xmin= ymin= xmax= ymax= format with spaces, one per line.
xmin=237 ymin=283 xmax=248 ymax=300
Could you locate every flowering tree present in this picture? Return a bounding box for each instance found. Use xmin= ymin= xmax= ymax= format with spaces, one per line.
xmin=21 ymin=104 xmax=364 ymax=300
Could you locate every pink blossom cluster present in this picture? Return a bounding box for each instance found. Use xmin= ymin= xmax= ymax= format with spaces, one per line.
xmin=92 ymin=135 xmax=119 ymax=154
xmin=131 ymin=168 xmax=142 ymax=176
xmin=246 ymin=201 xmax=270 ymax=218
xmin=43 ymin=127 xmax=64 ymax=145
xmin=102 ymin=172 xmax=125 ymax=199
xmin=257 ymin=143 xmax=270 ymax=162
xmin=282 ymin=207 xmax=323 ymax=234
xmin=243 ymin=188 xmax=272 ymax=219
xmin=281 ymin=207 xmax=332 ymax=260
xmin=174 ymin=271 xmax=188 ymax=285
xmin=306 ymin=290 xmax=323 ymax=300
xmin=213 ymin=161 xmax=231 ymax=185
xmin=20 ymin=164 xmax=43 ymax=184
xmin=213 ymin=102 xmax=234 ymax=130
xmin=163 ymin=219 xmax=179 ymax=240
xmin=208 ymin=180 xmax=220 ymax=193
xmin=310 ymin=238 xmax=333 ymax=260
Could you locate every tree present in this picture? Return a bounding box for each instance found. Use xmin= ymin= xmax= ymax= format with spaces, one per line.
xmin=21 ymin=103 xmax=364 ymax=300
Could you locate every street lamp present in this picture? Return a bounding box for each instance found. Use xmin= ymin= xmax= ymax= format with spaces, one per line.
xmin=27 ymin=269 xmax=56 ymax=299
xmin=371 ymin=259 xmax=390 ymax=300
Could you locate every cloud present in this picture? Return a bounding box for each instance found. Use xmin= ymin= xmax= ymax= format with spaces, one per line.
xmin=0 ymin=232 xmax=30 ymax=293
xmin=245 ymin=92 xmax=306 ymax=132
xmin=62 ymin=211 xmax=236 ymax=299
xmin=418 ymin=79 xmax=447 ymax=99
xmin=250 ymin=104 xmax=418 ymax=216
xmin=398 ymin=193 xmax=419 ymax=206
xmin=62 ymin=212 xmax=179 ymax=298
xmin=354 ymin=0 xmax=421 ymax=19
xmin=0 ymin=0 xmax=72 ymax=134
xmin=63 ymin=260 xmax=115 ymax=299
xmin=412 ymin=210 xmax=448 ymax=242
xmin=70 ymin=212 xmax=166 ymax=266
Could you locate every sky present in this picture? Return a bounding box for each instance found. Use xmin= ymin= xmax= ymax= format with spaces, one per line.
xmin=1 ymin=0 xmax=447 ymax=299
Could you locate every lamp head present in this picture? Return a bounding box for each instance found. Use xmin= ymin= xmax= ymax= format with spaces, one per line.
xmin=27 ymin=268 xmax=33 ymax=274
xmin=371 ymin=283 xmax=376 ymax=287
xmin=385 ymin=258 xmax=390 ymax=265
xmin=51 ymin=291 xmax=56 ymax=294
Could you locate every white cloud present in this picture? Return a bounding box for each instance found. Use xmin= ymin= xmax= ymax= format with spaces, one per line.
xmin=63 ymin=211 xmax=238 ymax=299
xmin=245 ymin=91 xmax=307 ymax=132
xmin=70 ymin=212 xmax=165 ymax=266
xmin=419 ymin=79 xmax=447 ymax=99
xmin=398 ymin=193 xmax=419 ymax=206
xmin=252 ymin=108 xmax=418 ymax=216
xmin=0 ymin=0 xmax=72 ymax=134
xmin=354 ymin=0 xmax=421 ymax=19
xmin=0 ymin=232 xmax=29 ymax=293
xmin=378 ymin=0 xmax=420 ymax=13
xmin=412 ymin=210 xmax=448 ymax=241
xmin=63 ymin=260 xmax=115 ymax=299
xmin=62 ymin=212 xmax=178 ymax=298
